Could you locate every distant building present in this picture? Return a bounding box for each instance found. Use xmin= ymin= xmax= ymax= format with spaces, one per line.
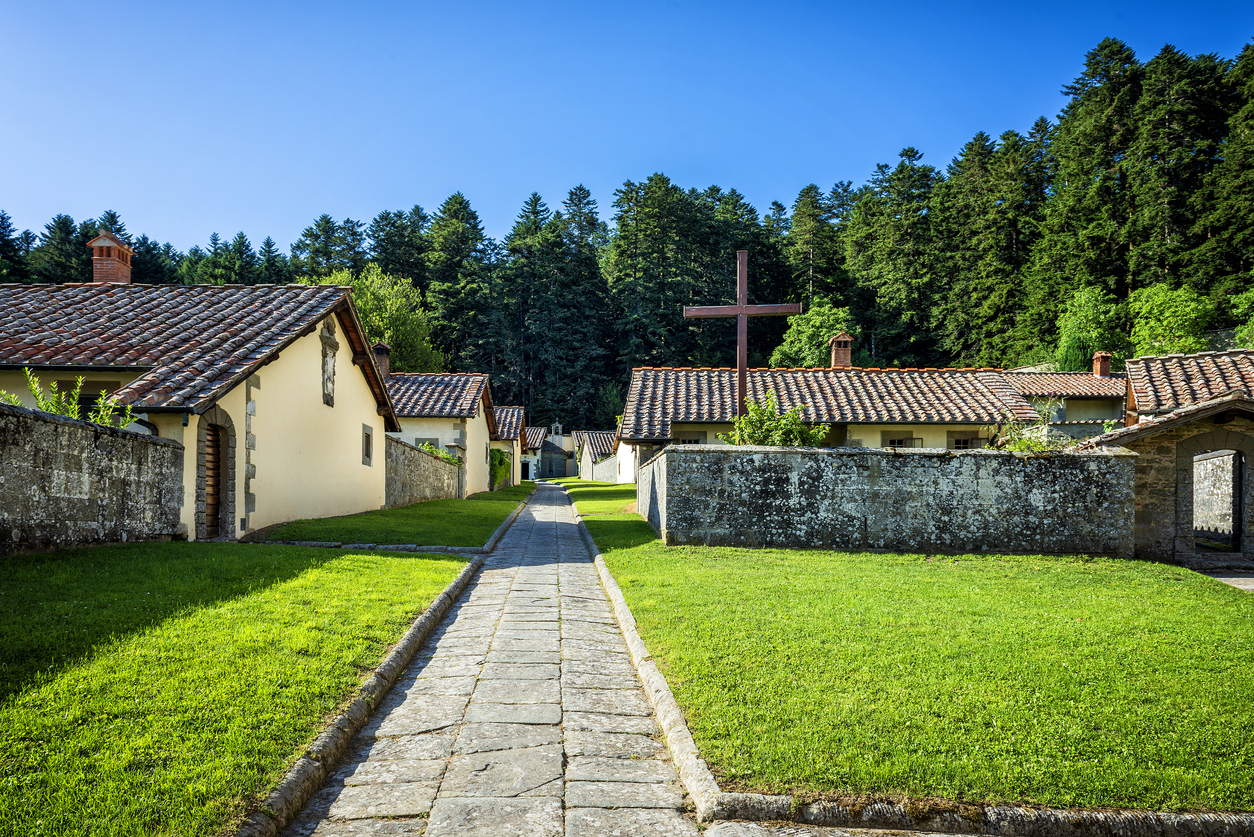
xmin=384 ymin=371 xmax=497 ymax=496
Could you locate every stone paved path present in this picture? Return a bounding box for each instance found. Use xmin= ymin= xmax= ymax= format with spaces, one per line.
xmin=1207 ymin=573 xmax=1254 ymax=592
xmin=284 ymin=483 xmax=698 ymax=836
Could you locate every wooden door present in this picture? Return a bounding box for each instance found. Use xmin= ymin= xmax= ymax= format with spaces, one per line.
xmin=205 ymin=425 xmax=222 ymax=538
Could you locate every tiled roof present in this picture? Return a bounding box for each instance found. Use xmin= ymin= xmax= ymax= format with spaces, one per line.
xmin=524 ymin=426 xmax=548 ymax=451
xmin=1004 ymin=371 xmax=1126 ymax=398
xmin=620 ymin=367 xmax=1038 ymax=440
xmin=493 ymin=406 xmax=524 ymax=441
xmin=577 ymin=430 xmax=616 ymax=461
xmin=388 ymin=373 xmax=487 ymax=418
xmin=1125 ymin=350 xmax=1254 ymax=413
xmin=0 ymin=283 xmax=397 ymax=428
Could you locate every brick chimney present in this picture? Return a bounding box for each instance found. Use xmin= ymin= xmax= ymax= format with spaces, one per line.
xmin=86 ymin=232 xmax=133 ymax=284
xmin=828 ymin=331 xmax=853 ymax=368
xmin=1092 ymin=351 xmax=1111 ymax=378
xmin=372 ymin=341 xmax=391 ymax=380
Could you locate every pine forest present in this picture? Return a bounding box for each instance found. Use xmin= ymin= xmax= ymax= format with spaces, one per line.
xmin=3 ymin=38 xmax=1253 ymax=430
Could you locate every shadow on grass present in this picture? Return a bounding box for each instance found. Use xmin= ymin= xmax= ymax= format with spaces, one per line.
xmin=581 ymin=514 xmax=659 ymax=552
xmin=0 ymin=542 xmax=338 ymax=701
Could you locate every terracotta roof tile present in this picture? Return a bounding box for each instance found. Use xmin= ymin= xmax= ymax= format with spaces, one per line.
xmin=0 ymin=283 xmax=373 ymax=415
xmin=577 ymin=430 xmax=616 ymax=460
xmin=620 ymin=367 xmax=1038 ymax=440
xmin=524 ymin=426 xmax=548 ymax=451
xmin=1004 ymin=371 xmax=1127 ymax=398
xmin=387 ymin=373 xmax=487 ymax=418
xmin=1125 ymin=349 xmax=1254 ymax=413
xmin=493 ymin=405 xmax=524 ymax=441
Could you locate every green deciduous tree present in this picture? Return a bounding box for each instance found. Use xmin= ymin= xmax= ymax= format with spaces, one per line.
xmin=302 ymin=264 xmax=443 ymax=373
xmin=716 ymin=391 xmax=830 ymax=446
xmin=1127 ymin=284 xmax=1212 ymax=356
xmin=1054 ymin=287 xmax=1126 ymax=370
xmin=769 ymin=300 xmax=862 ymax=368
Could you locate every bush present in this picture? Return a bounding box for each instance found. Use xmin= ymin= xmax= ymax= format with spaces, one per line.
xmin=489 ymin=449 xmax=511 ymax=489
xmin=716 ymin=392 xmax=830 ymax=446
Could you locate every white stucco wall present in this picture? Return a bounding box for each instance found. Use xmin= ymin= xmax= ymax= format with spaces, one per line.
xmin=1065 ymin=398 xmax=1124 ymax=421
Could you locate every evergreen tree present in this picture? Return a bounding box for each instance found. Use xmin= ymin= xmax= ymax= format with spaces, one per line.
xmin=177 ymin=246 xmax=206 ymax=285
xmin=290 ymin=215 xmax=367 ymax=278
xmin=1127 ymin=46 xmax=1236 ymax=290
xmin=130 ymin=235 xmax=180 ymax=284
xmin=1191 ymin=42 xmax=1254 ymax=321
xmin=225 ymin=232 xmax=259 ymax=284
xmin=258 ymin=236 xmax=292 ymax=284
xmin=0 ymin=210 xmax=31 ymax=283
xmin=844 ymin=148 xmax=944 ymax=365
xmin=424 ymin=193 xmax=493 ymax=369
xmin=1019 ymin=39 xmax=1144 ymax=356
xmin=785 ymin=184 xmax=844 ymax=306
xmin=31 ymin=214 xmax=95 ymax=283
xmin=96 ymin=210 xmax=130 ymax=243
xmin=367 ymin=206 xmax=429 ymax=289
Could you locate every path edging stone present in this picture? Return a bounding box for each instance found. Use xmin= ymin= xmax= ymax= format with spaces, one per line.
xmin=572 ymin=501 xmax=1254 ymax=837
xmin=233 ymin=552 xmax=488 ymax=837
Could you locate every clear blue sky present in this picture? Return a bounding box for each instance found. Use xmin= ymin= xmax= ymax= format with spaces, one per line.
xmin=2 ymin=1 xmax=1251 ymax=251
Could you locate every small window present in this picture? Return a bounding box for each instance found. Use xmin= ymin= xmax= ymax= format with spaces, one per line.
xmin=678 ymin=438 xmax=701 ymax=445
xmin=362 ymin=424 xmax=374 ymax=466
xmin=886 ymin=438 xmax=922 ymax=448
xmin=947 ymin=430 xmax=987 ymax=450
xmin=953 ymin=438 xmax=974 ymax=450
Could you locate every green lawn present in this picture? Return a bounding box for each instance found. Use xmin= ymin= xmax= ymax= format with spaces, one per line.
xmin=266 ymin=482 xmax=536 ymax=546
xmin=0 ymin=542 xmax=465 ymax=836
xmin=551 ymin=478 xmax=636 ymax=516
xmin=577 ymin=491 xmax=1254 ymax=813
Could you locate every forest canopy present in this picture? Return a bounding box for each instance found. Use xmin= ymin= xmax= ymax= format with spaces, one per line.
xmin=3 ymin=38 xmax=1252 ymax=430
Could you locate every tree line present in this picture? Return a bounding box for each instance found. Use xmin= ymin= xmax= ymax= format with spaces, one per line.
xmin=2 ymin=37 xmax=1252 ymax=430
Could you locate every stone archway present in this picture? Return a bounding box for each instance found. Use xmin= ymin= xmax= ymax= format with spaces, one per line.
xmin=1173 ymin=429 xmax=1254 ymax=561
xmin=196 ymin=405 xmax=237 ymax=541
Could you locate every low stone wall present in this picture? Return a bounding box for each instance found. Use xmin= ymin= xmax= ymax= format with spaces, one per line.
xmin=638 ymin=445 xmax=1136 ymax=557
xmin=592 ymin=455 xmax=617 ymax=483
xmin=1193 ymin=450 xmax=1238 ymax=543
xmin=385 ymin=435 xmax=459 ymax=507
xmin=0 ymin=402 xmax=184 ymax=554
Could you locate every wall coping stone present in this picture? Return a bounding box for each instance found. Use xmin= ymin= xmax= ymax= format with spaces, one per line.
xmin=0 ymin=400 xmax=183 ymax=448
xmin=572 ymin=495 xmax=1253 ymax=837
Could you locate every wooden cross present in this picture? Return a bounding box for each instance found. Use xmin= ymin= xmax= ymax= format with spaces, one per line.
xmin=684 ymin=250 xmax=802 ymax=417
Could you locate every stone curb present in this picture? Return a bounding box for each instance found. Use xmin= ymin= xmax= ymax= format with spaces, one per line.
xmin=266 ymin=489 xmax=535 ymax=555
xmin=572 ymin=500 xmax=1254 ymax=837
xmin=572 ymin=505 xmax=722 ymax=822
xmin=233 ymin=552 xmax=488 ymax=837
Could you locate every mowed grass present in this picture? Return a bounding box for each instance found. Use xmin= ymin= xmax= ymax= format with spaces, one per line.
xmin=551 ymin=478 xmax=636 ymax=516
xmin=0 ymin=542 xmax=465 ymax=836
xmin=266 ymin=482 xmax=536 ymax=546
xmin=582 ymin=509 xmax=1254 ymax=812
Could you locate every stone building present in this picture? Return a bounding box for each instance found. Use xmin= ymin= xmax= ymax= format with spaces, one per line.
xmin=384 ymin=371 xmax=497 ymax=497
xmin=1124 ymin=349 xmax=1254 ymax=423
xmin=1079 ymin=390 xmax=1254 ymax=566
xmin=539 ymin=423 xmax=576 ymax=478
xmin=0 ymin=243 xmax=398 ymax=540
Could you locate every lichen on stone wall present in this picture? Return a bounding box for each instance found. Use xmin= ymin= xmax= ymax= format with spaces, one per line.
xmin=385 ymin=435 xmax=459 ymax=507
xmin=640 ymin=445 xmax=1136 ymax=557
xmin=0 ymin=402 xmax=184 ymax=554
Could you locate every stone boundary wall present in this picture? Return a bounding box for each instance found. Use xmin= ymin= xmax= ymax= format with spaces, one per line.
xmin=0 ymin=401 xmax=184 ymax=554
xmin=1193 ymin=449 xmax=1238 ymax=543
xmin=385 ymin=435 xmax=459 ymax=508
xmin=591 ymin=454 xmax=617 ymax=483
xmin=639 ymin=445 xmax=1136 ymax=557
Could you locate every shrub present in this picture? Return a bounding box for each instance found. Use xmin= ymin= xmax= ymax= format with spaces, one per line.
xmin=489 ymin=449 xmax=511 ymax=489
xmin=716 ymin=392 xmax=830 ymax=446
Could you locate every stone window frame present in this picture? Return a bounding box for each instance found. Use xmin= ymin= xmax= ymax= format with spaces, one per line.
xmin=1174 ymin=428 xmax=1254 ymax=559
xmin=196 ymin=404 xmax=236 ymax=541
xmin=362 ymin=423 xmax=374 ymax=467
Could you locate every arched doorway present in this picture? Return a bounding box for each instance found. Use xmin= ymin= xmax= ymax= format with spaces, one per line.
xmin=196 ymin=405 xmax=237 ymax=541
xmin=1174 ymin=427 xmax=1254 ymax=560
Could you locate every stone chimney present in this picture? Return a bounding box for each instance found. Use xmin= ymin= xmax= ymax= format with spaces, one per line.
xmin=371 ymin=341 xmax=391 ymax=380
xmin=1092 ymin=351 xmax=1111 ymax=378
xmin=87 ymin=232 xmax=133 ymax=284
xmin=828 ymin=331 xmax=853 ymax=368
